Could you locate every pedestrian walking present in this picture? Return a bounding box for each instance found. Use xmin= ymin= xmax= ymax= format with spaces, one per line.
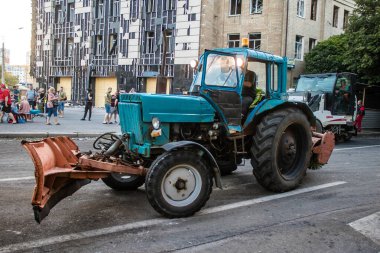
xmin=58 ymin=86 xmax=67 ymax=118
xmin=0 ymin=84 xmax=17 ymax=124
xmin=103 ymin=87 xmax=113 ymax=124
xmin=81 ymin=88 xmax=93 ymax=121
xmin=46 ymin=87 xmax=60 ymax=125
xmin=110 ymin=90 xmax=119 ymax=123
xmin=26 ymin=84 xmax=38 ymax=109
xmin=354 ymin=100 xmax=365 ymax=133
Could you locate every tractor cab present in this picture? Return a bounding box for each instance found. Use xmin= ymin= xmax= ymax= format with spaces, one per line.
xmin=189 ymin=42 xmax=288 ymax=134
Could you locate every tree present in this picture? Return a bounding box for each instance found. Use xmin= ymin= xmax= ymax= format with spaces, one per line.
xmin=304 ymin=34 xmax=349 ymax=74
xmin=0 ymin=66 xmax=19 ymax=86
xmin=344 ymin=0 xmax=380 ymax=84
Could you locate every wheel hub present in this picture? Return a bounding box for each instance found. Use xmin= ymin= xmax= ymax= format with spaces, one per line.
xmin=278 ymin=128 xmax=299 ymax=176
xmin=162 ymin=166 xmax=198 ymax=202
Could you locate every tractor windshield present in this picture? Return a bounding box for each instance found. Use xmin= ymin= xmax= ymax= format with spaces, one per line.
xmin=204 ymin=54 xmax=239 ymax=87
xmin=296 ymin=75 xmax=337 ymax=93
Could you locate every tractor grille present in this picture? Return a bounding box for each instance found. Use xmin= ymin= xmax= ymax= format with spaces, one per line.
xmin=118 ymin=102 xmax=144 ymax=144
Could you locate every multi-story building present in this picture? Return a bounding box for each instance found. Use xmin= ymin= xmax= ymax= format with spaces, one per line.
xmin=33 ymin=0 xmax=201 ymax=106
xmin=32 ymin=0 xmax=355 ymax=106
xmin=6 ymin=65 xmax=32 ymax=83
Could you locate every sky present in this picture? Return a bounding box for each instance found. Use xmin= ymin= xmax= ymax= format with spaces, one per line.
xmin=0 ymin=0 xmax=32 ymax=65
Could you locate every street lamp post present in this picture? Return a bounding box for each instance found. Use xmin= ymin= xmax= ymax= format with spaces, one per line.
xmin=1 ymin=42 xmax=4 ymax=84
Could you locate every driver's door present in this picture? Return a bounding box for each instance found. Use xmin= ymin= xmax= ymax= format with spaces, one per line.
xmin=199 ymin=51 xmax=243 ymax=134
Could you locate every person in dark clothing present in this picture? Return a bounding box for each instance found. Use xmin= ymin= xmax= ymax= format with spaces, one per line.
xmin=81 ymin=89 xmax=93 ymax=121
xmin=242 ymin=70 xmax=257 ymax=117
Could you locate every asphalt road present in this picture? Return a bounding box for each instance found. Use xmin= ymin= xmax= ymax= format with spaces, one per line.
xmin=0 ymin=137 xmax=379 ymax=253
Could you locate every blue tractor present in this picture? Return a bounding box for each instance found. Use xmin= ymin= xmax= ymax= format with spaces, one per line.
xmin=23 ymin=43 xmax=334 ymax=223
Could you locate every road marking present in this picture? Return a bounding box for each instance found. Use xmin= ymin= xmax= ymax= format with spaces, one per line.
xmin=0 ymin=181 xmax=346 ymax=253
xmin=334 ymin=145 xmax=380 ymax=151
xmin=0 ymin=177 xmax=34 ymax=182
xmin=349 ymin=212 xmax=380 ymax=246
xmin=199 ymin=181 xmax=346 ymax=215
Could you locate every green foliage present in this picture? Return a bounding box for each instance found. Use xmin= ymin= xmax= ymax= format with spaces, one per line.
xmin=305 ymin=0 xmax=380 ymax=84
xmin=305 ymin=35 xmax=349 ymax=74
xmin=344 ymin=0 xmax=380 ymax=84
xmin=0 ymin=66 xmax=19 ymax=86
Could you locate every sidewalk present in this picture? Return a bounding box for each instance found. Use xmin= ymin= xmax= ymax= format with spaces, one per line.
xmin=0 ymin=107 xmax=120 ymax=138
xmin=0 ymin=107 xmax=379 ymax=138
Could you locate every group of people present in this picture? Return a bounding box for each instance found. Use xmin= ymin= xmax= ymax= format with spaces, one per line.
xmin=0 ymin=83 xmax=67 ymax=125
xmin=102 ymin=87 xmax=120 ymax=124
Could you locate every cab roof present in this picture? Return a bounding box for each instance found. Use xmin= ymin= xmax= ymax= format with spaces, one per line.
xmin=209 ymin=47 xmax=286 ymax=64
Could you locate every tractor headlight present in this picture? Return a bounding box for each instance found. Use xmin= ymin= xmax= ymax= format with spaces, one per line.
xmin=152 ymin=117 xmax=161 ymax=130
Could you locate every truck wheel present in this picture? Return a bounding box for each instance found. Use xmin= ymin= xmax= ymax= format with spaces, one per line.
xmin=145 ymin=151 xmax=212 ymax=218
xmin=251 ymin=108 xmax=312 ymax=192
xmin=102 ymin=173 xmax=145 ymax=191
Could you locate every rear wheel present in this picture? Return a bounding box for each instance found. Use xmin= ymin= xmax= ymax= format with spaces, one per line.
xmin=102 ymin=173 xmax=145 ymax=191
xmin=145 ymin=151 xmax=212 ymax=218
xmin=251 ymin=108 xmax=312 ymax=192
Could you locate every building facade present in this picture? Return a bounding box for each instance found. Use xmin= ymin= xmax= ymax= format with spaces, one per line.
xmin=32 ymin=0 xmax=201 ymax=106
xmin=32 ymin=0 xmax=355 ymax=106
xmin=6 ymin=65 xmax=32 ymax=84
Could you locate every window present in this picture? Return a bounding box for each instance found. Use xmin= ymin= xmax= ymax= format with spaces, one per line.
xmin=166 ymin=30 xmax=173 ymax=53
xmin=205 ymin=54 xmax=238 ymax=87
xmin=309 ymin=38 xmax=316 ymax=52
xmin=297 ymin=0 xmax=305 ymax=18
xmin=271 ymin=63 xmax=279 ymax=91
xmin=110 ymin=0 xmax=120 ymax=16
xmin=188 ymin=13 xmax=196 ymax=21
xmin=97 ymin=0 xmax=104 ymax=18
xmin=96 ymin=36 xmax=103 ymax=56
xmin=230 ymin=0 xmax=241 ymax=16
xmin=67 ymin=38 xmax=74 ymax=57
xmin=333 ymin=6 xmax=339 ymax=28
xmin=310 ymin=0 xmax=317 ymax=21
xmin=55 ymin=39 xmax=62 ymax=58
xmin=68 ymin=3 xmax=75 ymax=22
xmin=228 ymin=34 xmax=240 ymax=48
xmin=55 ymin=5 xmax=63 ymax=23
xmin=145 ymin=31 xmax=154 ymax=53
xmin=183 ymin=43 xmax=189 ymax=50
xmin=249 ymin=33 xmax=261 ymax=50
xmin=164 ymin=0 xmax=174 ymax=10
xmin=146 ymin=0 xmax=155 ymax=13
xmin=250 ymin=0 xmax=263 ymax=14
xmin=295 ymin=35 xmax=303 ymax=60
xmin=131 ymin=0 xmax=138 ymax=19
xmin=109 ymin=34 xmax=117 ymax=55
xmin=343 ymin=10 xmax=349 ymax=29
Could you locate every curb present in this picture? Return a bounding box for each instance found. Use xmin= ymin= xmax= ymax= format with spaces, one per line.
xmin=0 ymin=132 xmax=113 ymax=139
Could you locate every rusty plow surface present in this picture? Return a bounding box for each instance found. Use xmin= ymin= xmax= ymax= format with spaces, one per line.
xmin=22 ymin=137 xmax=146 ymax=223
xmin=311 ymin=131 xmax=335 ymax=165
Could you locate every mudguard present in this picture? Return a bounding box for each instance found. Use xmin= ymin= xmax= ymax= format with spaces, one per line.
xmin=162 ymin=141 xmax=223 ymax=189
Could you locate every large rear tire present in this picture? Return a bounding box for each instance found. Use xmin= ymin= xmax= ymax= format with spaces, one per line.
xmin=145 ymin=151 xmax=212 ymax=218
xmin=251 ymin=108 xmax=312 ymax=192
xmin=102 ymin=173 xmax=145 ymax=191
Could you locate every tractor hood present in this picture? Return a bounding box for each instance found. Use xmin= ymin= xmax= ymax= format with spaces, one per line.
xmin=120 ymin=93 xmax=215 ymax=123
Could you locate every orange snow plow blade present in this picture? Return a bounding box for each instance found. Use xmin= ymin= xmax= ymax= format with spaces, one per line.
xmin=311 ymin=131 xmax=335 ymax=165
xmin=22 ymin=137 xmax=146 ymax=223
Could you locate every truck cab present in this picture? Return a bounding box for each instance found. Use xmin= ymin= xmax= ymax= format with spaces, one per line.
xmin=288 ymin=73 xmax=357 ymax=141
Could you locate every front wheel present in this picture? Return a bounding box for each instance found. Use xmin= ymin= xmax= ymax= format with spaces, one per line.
xmin=251 ymin=108 xmax=312 ymax=192
xmin=145 ymin=151 xmax=212 ymax=218
xmin=102 ymin=173 xmax=145 ymax=191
